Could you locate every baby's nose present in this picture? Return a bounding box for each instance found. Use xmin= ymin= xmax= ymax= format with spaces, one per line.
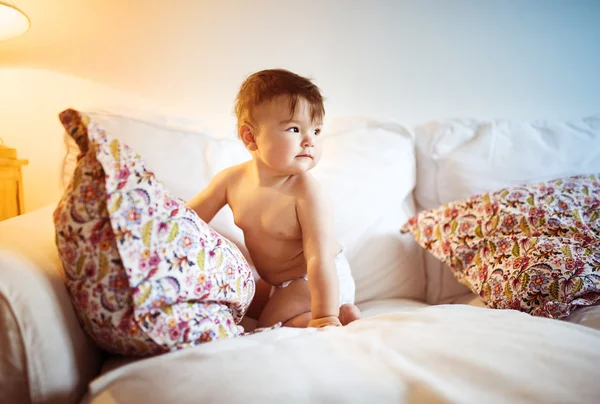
xmin=302 ymin=137 xmax=314 ymax=147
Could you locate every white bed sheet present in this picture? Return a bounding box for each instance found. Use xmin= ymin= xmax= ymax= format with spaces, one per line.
xmin=86 ymin=302 xmax=600 ymax=404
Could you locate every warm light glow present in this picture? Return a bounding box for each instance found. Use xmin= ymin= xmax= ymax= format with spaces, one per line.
xmin=0 ymin=2 xmax=29 ymax=41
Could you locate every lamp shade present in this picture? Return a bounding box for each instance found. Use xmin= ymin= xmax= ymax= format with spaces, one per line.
xmin=0 ymin=2 xmax=29 ymax=41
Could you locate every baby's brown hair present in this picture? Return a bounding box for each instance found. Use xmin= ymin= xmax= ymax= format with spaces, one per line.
xmin=234 ymin=69 xmax=325 ymax=131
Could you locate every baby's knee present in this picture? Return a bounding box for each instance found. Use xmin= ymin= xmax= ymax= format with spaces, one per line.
xmin=257 ymin=304 xmax=309 ymax=328
xmin=282 ymin=312 xmax=312 ymax=328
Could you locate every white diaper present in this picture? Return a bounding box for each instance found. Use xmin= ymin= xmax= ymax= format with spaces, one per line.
xmin=270 ymin=247 xmax=356 ymax=306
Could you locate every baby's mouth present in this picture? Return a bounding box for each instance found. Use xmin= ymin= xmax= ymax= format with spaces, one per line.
xmin=296 ymin=154 xmax=313 ymax=159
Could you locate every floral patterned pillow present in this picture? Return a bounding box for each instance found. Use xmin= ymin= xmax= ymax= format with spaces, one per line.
xmin=54 ymin=109 xmax=254 ymax=356
xmin=401 ymin=174 xmax=600 ymax=319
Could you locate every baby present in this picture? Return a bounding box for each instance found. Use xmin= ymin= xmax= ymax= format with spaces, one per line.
xmin=188 ymin=69 xmax=361 ymax=328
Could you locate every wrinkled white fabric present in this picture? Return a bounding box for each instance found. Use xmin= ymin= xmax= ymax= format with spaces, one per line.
xmin=87 ymin=305 xmax=600 ymax=404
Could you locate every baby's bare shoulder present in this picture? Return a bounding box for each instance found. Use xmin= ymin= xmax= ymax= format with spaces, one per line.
xmin=216 ymin=161 xmax=249 ymax=184
xmin=291 ymin=173 xmax=326 ymax=201
xmin=224 ymin=161 xmax=249 ymax=176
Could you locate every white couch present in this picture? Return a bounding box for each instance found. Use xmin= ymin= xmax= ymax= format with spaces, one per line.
xmin=2 ymin=109 xmax=600 ymax=404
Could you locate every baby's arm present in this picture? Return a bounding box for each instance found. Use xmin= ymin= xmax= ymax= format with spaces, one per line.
xmin=296 ymin=176 xmax=341 ymax=327
xmin=186 ymin=168 xmax=230 ymax=223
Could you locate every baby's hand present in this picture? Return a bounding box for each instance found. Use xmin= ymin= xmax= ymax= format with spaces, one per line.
xmin=308 ymin=316 xmax=342 ymax=328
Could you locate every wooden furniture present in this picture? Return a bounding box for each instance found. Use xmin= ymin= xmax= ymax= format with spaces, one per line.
xmin=0 ymin=144 xmax=28 ymax=221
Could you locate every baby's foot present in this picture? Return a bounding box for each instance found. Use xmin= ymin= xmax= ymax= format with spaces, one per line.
xmin=339 ymin=304 xmax=362 ymax=326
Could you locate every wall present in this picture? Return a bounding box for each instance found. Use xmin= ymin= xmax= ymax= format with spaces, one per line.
xmin=0 ymin=0 xmax=599 ymax=212
xmin=0 ymin=68 xmax=168 ymax=212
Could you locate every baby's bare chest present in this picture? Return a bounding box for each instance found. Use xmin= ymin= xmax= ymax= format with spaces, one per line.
xmin=229 ymin=187 xmax=301 ymax=241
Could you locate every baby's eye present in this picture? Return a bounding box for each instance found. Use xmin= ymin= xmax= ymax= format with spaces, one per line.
xmin=314 ymin=128 xmax=321 ymax=136
xmin=287 ymin=127 xmax=300 ymax=133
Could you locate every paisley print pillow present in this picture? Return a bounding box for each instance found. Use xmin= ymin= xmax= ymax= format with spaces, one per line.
xmin=401 ymin=174 xmax=600 ymax=319
xmin=54 ymin=109 xmax=254 ymax=356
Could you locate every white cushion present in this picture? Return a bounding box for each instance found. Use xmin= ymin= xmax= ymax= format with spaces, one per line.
xmin=413 ymin=114 xmax=600 ymax=304
xmin=63 ymin=108 xmax=250 ymax=201
xmin=313 ymin=118 xmax=424 ymax=302
xmin=62 ymin=110 xmax=426 ymax=304
xmin=86 ymin=305 xmax=600 ymax=404
xmin=0 ymin=206 xmax=102 ymax=404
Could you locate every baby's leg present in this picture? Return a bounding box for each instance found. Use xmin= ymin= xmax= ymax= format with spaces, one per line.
xmin=283 ymin=312 xmax=313 ymax=328
xmin=339 ymin=304 xmax=362 ymax=326
xmin=245 ymin=278 xmax=272 ymax=320
xmin=280 ymin=304 xmax=361 ymax=327
xmin=257 ymin=278 xmax=362 ymax=328
xmin=257 ymin=279 xmax=312 ymax=328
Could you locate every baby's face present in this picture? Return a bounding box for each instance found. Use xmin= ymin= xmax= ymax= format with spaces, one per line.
xmin=252 ymin=95 xmax=323 ymax=175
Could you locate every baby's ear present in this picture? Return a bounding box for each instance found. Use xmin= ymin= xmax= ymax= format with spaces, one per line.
xmin=239 ymin=124 xmax=258 ymax=151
